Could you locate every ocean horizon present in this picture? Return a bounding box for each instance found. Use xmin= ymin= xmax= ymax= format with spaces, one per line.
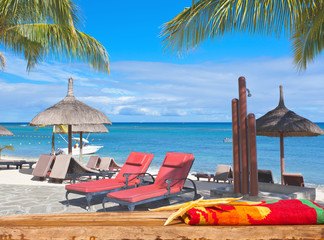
xmin=0 ymin=122 xmax=323 ymax=187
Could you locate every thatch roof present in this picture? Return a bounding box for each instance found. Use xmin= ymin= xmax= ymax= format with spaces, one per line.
xmin=54 ymin=124 xmax=108 ymax=134
xmin=0 ymin=125 xmax=13 ymax=136
xmin=256 ymin=85 xmax=324 ymax=137
xmin=30 ymin=77 xmax=111 ymax=126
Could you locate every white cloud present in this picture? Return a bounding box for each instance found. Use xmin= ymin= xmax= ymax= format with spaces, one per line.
xmin=1 ymin=54 xmax=324 ymax=122
xmin=101 ymin=88 xmax=134 ymax=95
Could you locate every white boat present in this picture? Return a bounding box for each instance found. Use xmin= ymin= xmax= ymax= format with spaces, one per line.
xmin=55 ymin=137 xmax=103 ymax=155
xmin=223 ymin=137 xmax=233 ymax=143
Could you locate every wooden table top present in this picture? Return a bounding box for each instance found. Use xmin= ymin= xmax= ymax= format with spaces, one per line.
xmin=0 ymin=211 xmax=323 ymax=240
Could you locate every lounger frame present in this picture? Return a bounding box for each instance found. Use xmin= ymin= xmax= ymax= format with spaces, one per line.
xmin=66 ymin=172 xmax=155 ymax=211
xmin=103 ymin=153 xmax=201 ymax=212
xmin=102 ymin=178 xmax=200 ymax=211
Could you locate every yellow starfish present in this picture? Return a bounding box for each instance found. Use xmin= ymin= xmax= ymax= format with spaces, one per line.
xmin=149 ymin=197 xmax=242 ymax=226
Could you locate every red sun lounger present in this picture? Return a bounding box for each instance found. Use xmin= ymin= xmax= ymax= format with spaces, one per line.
xmin=65 ymin=151 xmax=154 ymax=211
xmin=102 ymin=152 xmax=201 ymax=211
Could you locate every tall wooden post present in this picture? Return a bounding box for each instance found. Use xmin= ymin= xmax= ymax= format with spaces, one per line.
xmin=238 ymin=77 xmax=249 ymax=195
xmin=248 ymin=113 xmax=258 ymax=196
xmin=232 ymin=99 xmax=241 ymax=193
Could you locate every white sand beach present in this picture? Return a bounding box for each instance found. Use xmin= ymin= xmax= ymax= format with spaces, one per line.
xmin=0 ymin=154 xmax=323 ymax=216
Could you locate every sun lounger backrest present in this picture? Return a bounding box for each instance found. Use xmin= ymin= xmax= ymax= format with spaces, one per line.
xmin=49 ymin=155 xmax=72 ymax=179
xmin=258 ymin=169 xmax=274 ymax=183
xmin=86 ymin=156 xmax=101 ymax=169
xmin=32 ymin=154 xmax=55 ymax=177
xmin=98 ymin=157 xmax=113 ymax=171
xmin=283 ymin=173 xmax=304 ymax=187
xmin=214 ymin=165 xmax=233 ymax=182
xmin=115 ymin=152 xmax=154 ymax=183
xmin=68 ymin=157 xmax=99 ymax=174
xmin=154 ymin=152 xmax=194 ymax=189
xmin=109 ymin=158 xmax=121 ymax=171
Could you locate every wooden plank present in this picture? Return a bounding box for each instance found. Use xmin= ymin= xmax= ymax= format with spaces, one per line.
xmin=0 ymin=212 xmax=323 ymax=240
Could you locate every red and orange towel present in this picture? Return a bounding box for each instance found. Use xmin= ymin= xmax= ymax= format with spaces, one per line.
xmin=151 ymin=198 xmax=324 ymax=226
xmin=183 ymin=199 xmax=324 ymax=225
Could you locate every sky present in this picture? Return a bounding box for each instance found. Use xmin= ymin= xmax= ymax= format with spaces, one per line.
xmin=1 ymin=0 xmax=324 ymax=123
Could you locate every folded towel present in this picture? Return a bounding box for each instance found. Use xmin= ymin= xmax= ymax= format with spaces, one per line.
xmin=183 ymin=199 xmax=324 ymax=225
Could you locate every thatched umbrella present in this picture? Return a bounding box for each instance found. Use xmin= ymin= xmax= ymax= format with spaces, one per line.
xmin=55 ymin=124 xmax=108 ymax=160
xmin=30 ymin=77 xmax=112 ymax=154
xmin=256 ymin=85 xmax=324 ymax=183
xmin=0 ymin=125 xmax=13 ymax=136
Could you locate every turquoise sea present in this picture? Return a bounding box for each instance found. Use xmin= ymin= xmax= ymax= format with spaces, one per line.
xmin=0 ymin=122 xmax=323 ymax=187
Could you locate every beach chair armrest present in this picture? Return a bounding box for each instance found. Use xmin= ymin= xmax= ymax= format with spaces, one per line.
xmin=123 ymin=172 xmax=146 ymax=187
xmin=137 ymin=173 xmax=155 ymax=185
xmin=184 ymin=178 xmax=200 ymax=199
xmin=165 ymin=178 xmax=187 ymax=195
xmin=98 ymin=170 xmax=115 ymax=179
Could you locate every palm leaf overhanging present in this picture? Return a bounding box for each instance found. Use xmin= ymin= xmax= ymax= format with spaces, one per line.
xmin=0 ymin=0 xmax=109 ymax=73
xmin=161 ymin=0 xmax=320 ymax=71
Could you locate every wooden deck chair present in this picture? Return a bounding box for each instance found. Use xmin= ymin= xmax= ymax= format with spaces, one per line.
xmin=98 ymin=157 xmax=118 ymax=171
xmin=65 ymin=152 xmax=154 ymax=211
xmin=108 ymin=158 xmax=121 ymax=172
xmin=49 ymin=155 xmax=104 ymax=183
xmin=102 ymin=152 xmax=200 ymax=211
xmin=32 ymin=154 xmax=55 ymax=180
xmin=192 ymin=172 xmax=213 ymax=182
xmin=258 ymin=169 xmax=274 ymax=183
xmin=86 ymin=156 xmax=101 ymax=169
xmin=283 ymin=173 xmax=305 ymax=187
xmin=213 ymin=164 xmax=233 ymax=183
xmin=193 ymin=165 xmax=233 ymax=183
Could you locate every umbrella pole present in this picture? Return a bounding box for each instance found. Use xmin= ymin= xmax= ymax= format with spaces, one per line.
xmin=280 ymin=133 xmax=285 ymax=184
xmin=51 ymin=132 xmax=55 ymax=155
xmin=80 ymin=132 xmax=83 ymax=162
xmin=68 ymin=125 xmax=72 ymax=155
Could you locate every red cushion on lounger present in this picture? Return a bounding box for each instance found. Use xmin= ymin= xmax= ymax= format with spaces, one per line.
xmin=65 ymin=179 xmax=126 ymax=193
xmin=65 ymin=152 xmax=154 ymax=194
xmin=106 ymin=184 xmax=182 ymax=203
xmin=126 ymin=152 xmax=148 ymax=166
xmin=162 ymin=152 xmax=188 ymax=168
xmin=115 ymin=152 xmax=154 ymax=182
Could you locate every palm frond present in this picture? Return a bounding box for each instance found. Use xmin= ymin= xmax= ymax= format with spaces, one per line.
xmin=292 ymin=1 xmax=324 ymax=70
xmin=0 ymin=0 xmax=108 ymax=73
xmin=0 ymin=145 xmax=14 ymax=152
xmin=1 ymin=23 xmax=109 ymax=72
xmin=0 ymin=51 xmax=5 ymax=71
xmin=0 ymin=0 xmax=81 ymax=29
xmin=0 ymin=27 xmax=44 ymax=71
xmin=161 ymin=0 xmax=313 ymax=55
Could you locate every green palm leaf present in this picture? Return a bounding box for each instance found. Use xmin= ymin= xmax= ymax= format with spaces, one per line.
xmin=0 ymin=0 xmax=109 ymax=73
xmin=0 ymin=51 xmax=5 ymax=70
xmin=161 ymin=0 xmax=322 ymax=70
xmin=292 ymin=2 xmax=324 ymax=70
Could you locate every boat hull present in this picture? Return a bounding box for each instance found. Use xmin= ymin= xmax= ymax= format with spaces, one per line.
xmin=56 ymin=145 xmax=103 ymax=155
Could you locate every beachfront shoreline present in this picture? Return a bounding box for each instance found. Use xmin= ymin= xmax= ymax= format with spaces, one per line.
xmin=0 ymin=161 xmax=322 ymax=215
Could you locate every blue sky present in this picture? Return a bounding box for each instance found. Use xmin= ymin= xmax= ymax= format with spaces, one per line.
xmin=1 ymin=0 xmax=324 ymax=122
